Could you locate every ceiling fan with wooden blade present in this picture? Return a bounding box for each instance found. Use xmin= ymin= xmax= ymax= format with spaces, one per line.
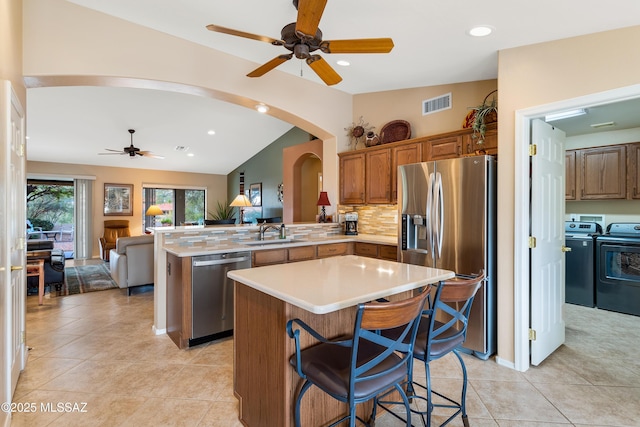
xmin=206 ymin=0 xmax=394 ymax=86
xmin=99 ymin=129 xmax=165 ymax=159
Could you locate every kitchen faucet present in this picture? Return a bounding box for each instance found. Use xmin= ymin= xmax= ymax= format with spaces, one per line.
xmin=259 ymin=222 xmax=285 ymax=240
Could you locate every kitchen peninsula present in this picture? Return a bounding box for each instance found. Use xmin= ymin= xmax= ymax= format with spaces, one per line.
xmin=228 ymin=255 xmax=454 ymax=427
xmin=151 ymin=223 xmax=397 ymax=338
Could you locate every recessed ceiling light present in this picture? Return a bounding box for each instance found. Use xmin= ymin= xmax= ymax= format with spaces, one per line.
xmin=256 ymin=104 xmax=269 ymax=113
xmin=336 ymin=60 xmax=350 ymax=67
xmin=207 ymin=130 xmax=216 ymax=135
xmin=468 ymin=26 xmax=493 ymax=37
xmin=187 ymin=153 xmax=195 ymax=157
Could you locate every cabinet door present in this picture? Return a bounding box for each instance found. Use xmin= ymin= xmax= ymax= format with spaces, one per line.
xmin=463 ymin=128 xmax=498 ymax=156
xmin=391 ymin=143 xmax=421 ymax=201
xmin=166 ymin=254 xmax=190 ymax=349
xmin=565 ymin=150 xmax=577 ymax=200
xmin=339 ymin=152 xmax=366 ymax=204
xmin=288 ymin=245 xmax=316 ymax=262
xmin=365 ymin=149 xmax=391 ymax=203
xmin=252 ymin=249 xmax=287 ymax=267
xmin=424 ymin=135 xmax=462 ymax=161
xmin=317 ymin=242 xmax=352 ymax=258
xmin=579 ymin=145 xmax=626 ymax=199
xmin=354 ymin=242 xmax=378 ymax=258
xmin=628 ymin=143 xmax=640 ymax=199
xmin=379 ymin=244 xmax=398 ymax=261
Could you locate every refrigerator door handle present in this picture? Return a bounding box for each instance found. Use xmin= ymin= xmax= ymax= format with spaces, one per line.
xmin=434 ymin=172 xmax=444 ymax=259
xmin=426 ymin=172 xmax=435 ymax=259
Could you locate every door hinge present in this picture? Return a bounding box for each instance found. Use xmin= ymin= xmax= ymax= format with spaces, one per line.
xmin=529 ymin=236 xmax=536 ymax=248
xmin=529 ymin=144 xmax=537 ymax=156
xmin=21 ymin=331 xmax=26 ymax=343
xmin=529 ymin=329 xmax=536 ymax=341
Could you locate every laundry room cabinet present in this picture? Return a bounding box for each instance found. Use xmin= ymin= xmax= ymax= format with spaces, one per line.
xmin=567 ymin=145 xmax=627 ymax=200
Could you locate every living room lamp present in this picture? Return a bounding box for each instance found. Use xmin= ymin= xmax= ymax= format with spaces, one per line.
xmin=145 ymin=205 xmax=163 ymax=227
xmin=230 ymin=194 xmax=252 ymax=224
xmin=316 ymin=191 xmax=331 ymax=223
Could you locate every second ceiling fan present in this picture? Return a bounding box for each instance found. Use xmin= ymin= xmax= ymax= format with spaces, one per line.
xmin=206 ymin=0 xmax=394 ymax=86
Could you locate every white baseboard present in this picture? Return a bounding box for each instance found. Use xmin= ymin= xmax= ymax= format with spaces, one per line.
xmin=152 ymin=325 xmax=166 ymax=335
xmin=495 ymin=356 xmax=517 ymax=370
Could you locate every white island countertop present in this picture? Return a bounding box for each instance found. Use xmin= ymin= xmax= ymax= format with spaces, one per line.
xmin=228 ymin=255 xmax=454 ymax=314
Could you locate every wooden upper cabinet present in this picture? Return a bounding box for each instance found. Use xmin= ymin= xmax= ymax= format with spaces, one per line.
xmin=579 ymin=145 xmax=626 ymax=199
xmin=628 ymin=142 xmax=640 ymax=199
xmin=424 ymin=135 xmax=462 ymax=161
xmin=565 ymin=150 xmax=577 ymax=200
xmin=391 ymin=143 xmax=421 ymax=202
xmin=365 ymin=149 xmax=391 ymax=203
xmin=339 ymin=122 xmax=497 ymax=205
xmin=462 ymin=127 xmax=498 ymax=156
xmin=339 ymin=151 xmax=366 ymax=204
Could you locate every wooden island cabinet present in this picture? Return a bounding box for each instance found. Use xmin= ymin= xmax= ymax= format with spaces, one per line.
xmin=229 ymin=256 xmax=454 ymax=427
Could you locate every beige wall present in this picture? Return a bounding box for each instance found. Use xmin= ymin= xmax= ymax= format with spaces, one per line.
xmin=497 ymin=25 xmax=640 ymax=363
xmin=352 ymin=79 xmax=498 ymax=149
xmin=27 ymin=161 xmax=226 ymax=258
xmin=0 ymin=0 xmax=25 ymax=104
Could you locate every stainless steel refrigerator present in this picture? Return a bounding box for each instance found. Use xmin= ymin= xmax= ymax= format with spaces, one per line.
xmin=398 ymin=156 xmax=496 ymax=359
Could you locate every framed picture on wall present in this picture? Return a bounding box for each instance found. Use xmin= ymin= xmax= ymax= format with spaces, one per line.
xmin=249 ymin=183 xmax=262 ymax=206
xmin=104 ymin=183 xmax=133 ymax=216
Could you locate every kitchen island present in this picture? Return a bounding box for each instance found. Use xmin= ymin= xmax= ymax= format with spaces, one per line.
xmin=228 ymin=255 xmax=454 ymax=427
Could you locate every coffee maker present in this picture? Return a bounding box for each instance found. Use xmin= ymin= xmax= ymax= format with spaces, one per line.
xmin=344 ymin=212 xmax=358 ymax=235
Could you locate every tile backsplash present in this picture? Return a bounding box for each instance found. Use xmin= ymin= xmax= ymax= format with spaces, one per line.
xmin=338 ymin=205 xmax=398 ymax=237
xmin=161 ymin=223 xmax=343 ymax=250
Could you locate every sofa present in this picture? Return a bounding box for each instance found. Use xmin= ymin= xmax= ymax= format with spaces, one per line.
xmin=26 ymin=239 xmax=65 ymax=295
xmin=109 ymin=235 xmax=155 ymax=295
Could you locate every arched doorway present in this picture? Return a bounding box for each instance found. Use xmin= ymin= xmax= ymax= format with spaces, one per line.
xmin=282 ymin=139 xmax=324 ymax=223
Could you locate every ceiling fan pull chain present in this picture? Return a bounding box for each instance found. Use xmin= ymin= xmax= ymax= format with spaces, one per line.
xmin=300 ymin=60 xmax=303 ymax=77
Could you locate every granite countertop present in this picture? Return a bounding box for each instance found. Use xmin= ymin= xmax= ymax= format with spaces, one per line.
xmin=228 ymin=255 xmax=454 ymax=314
xmin=163 ymin=233 xmax=398 ymax=257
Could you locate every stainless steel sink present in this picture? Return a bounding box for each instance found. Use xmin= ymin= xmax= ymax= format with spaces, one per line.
xmin=242 ymin=238 xmax=306 ymax=246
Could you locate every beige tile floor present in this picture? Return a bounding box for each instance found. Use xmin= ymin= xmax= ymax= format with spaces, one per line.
xmin=11 ymin=273 xmax=640 ymax=427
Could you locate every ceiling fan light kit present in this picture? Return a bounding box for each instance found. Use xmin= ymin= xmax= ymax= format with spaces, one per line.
xmin=206 ymin=0 xmax=393 ymax=86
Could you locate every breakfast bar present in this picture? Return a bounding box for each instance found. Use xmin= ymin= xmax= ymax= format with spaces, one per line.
xmin=228 ymin=255 xmax=454 ymax=427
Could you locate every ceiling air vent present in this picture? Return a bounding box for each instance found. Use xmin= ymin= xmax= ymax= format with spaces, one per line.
xmin=422 ymin=93 xmax=452 ymax=116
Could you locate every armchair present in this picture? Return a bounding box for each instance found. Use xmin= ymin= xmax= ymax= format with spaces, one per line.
xmin=99 ymin=220 xmax=130 ymax=261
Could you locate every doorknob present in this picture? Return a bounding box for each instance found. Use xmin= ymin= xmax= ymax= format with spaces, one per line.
xmin=11 ymin=265 xmax=24 ymax=271
xmin=561 ymin=246 xmax=572 ymax=252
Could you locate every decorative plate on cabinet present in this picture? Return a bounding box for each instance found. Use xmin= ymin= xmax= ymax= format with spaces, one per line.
xmin=380 ymin=120 xmax=411 ymax=144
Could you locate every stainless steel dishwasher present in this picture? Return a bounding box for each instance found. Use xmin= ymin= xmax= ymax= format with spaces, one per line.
xmin=191 ymin=251 xmax=251 ymax=345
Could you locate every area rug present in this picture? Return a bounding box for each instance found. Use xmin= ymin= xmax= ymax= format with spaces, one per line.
xmin=62 ymin=263 xmax=118 ymax=296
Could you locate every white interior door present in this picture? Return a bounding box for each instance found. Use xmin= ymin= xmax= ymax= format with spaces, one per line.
xmin=530 ymin=119 xmax=566 ymax=365
xmin=1 ymin=81 xmax=26 ymax=417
